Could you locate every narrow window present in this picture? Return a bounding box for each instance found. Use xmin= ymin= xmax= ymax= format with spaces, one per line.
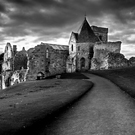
xmin=78 ymin=46 xmax=80 ymax=51
xmin=72 ymin=58 xmax=74 ymax=63
xmin=46 ymin=49 xmax=49 ymax=58
xmin=71 ymin=44 xmax=73 ymax=51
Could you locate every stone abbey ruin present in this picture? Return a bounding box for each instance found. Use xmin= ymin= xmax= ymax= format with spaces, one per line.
xmin=0 ymin=17 xmax=135 ymax=89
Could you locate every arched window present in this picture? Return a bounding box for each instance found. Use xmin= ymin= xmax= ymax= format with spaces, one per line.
xmin=71 ymin=44 xmax=73 ymax=51
xmin=72 ymin=58 xmax=74 ymax=63
xmin=37 ymin=72 xmax=44 ymax=80
xmin=78 ymin=46 xmax=80 ymax=51
xmin=46 ymin=49 xmax=49 ymax=58
xmin=80 ymin=57 xmax=85 ymax=69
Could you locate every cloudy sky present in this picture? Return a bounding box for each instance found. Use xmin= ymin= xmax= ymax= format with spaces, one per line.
xmin=0 ymin=0 xmax=135 ymax=58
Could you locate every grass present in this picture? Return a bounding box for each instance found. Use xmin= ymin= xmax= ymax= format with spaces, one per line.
xmin=89 ymin=66 xmax=135 ymax=98
xmin=0 ymin=73 xmax=93 ymax=135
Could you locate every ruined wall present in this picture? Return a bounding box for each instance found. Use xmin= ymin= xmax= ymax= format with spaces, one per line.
xmin=2 ymin=43 xmax=13 ymax=89
xmin=93 ymin=41 xmax=121 ymax=60
xmin=91 ymin=41 xmax=122 ymax=70
xmin=10 ymin=48 xmax=29 ymax=85
xmin=10 ymin=69 xmax=28 ymax=85
xmin=2 ymin=43 xmax=13 ymax=71
xmin=27 ymin=43 xmax=68 ymax=80
xmin=14 ymin=48 xmax=28 ymax=70
xmin=91 ymin=52 xmax=128 ymax=70
xmin=91 ymin=58 xmax=101 ymax=70
xmin=27 ymin=45 xmax=46 ymax=80
xmin=49 ymin=47 xmax=68 ymax=75
xmin=105 ymin=52 xmax=128 ymax=69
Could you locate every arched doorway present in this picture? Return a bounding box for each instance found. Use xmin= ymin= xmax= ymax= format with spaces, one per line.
xmin=80 ymin=57 xmax=85 ymax=70
xmin=37 ymin=72 xmax=44 ymax=80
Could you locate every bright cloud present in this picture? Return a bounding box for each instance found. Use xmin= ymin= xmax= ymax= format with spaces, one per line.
xmin=0 ymin=0 xmax=134 ymax=58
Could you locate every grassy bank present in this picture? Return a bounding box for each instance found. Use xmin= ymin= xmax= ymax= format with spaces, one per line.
xmin=0 ymin=73 xmax=93 ymax=135
xmin=90 ymin=66 xmax=135 ymax=98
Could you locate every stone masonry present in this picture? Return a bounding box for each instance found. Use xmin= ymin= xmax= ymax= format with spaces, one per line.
xmin=1 ymin=16 xmax=134 ymax=89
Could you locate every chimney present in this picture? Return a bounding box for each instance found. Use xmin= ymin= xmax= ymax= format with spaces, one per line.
xmin=13 ymin=45 xmax=17 ymax=56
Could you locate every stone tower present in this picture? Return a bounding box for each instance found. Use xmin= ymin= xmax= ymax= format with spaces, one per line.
xmin=67 ymin=17 xmax=106 ymax=72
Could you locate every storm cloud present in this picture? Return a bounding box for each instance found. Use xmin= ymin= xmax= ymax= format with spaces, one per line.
xmin=0 ymin=0 xmax=135 ymax=58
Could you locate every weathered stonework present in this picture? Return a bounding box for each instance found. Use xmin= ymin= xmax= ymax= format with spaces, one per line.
xmin=27 ymin=45 xmax=46 ymax=80
xmin=105 ymin=52 xmax=128 ymax=69
xmin=91 ymin=41 xmax=122 ymax=70
xmin=91 ymin=58 xmax=100 ymax=70
xmin=2 ymin=43 xmax=13 ymax=89
xmin=1 ymin=44 xmax=29 ymax=89
xmin=14 ymin=48 xmax=28 ymax=70
xmin=67 ymin=17 xmax=122 ymax=72
xmin=93 ymin=42 xmax=121 ymax=59
xmin=76 ymin=42 xmax=94 ymax=71
xmin=1 ymin=42 xmax=68 ymax=89
xmin=27 ymin=43 xmax=68 ymax=80
xmin=1 ymin=17 xmax=133 ymax=89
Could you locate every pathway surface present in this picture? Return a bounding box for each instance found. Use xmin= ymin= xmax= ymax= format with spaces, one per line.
xmin=40 ymin=74 xmax=135 ymax=135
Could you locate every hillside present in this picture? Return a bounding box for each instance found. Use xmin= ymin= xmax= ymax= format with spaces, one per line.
xmin=90 ymin=66 xmax=135 ymax=98
xmin=0 ymin=74 xmax=93 ymax=135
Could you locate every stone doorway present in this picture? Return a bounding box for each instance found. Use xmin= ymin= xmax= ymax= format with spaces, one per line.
xmin=80 ymin=57 xmax=85 ymax=70
xmin=37 ymin=72 xmax=44 ymax=80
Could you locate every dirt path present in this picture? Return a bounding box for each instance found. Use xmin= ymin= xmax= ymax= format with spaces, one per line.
xmin=41 ymin=73 xmax=135 ymax=135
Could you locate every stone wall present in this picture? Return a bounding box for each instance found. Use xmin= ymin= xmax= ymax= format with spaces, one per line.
xmin=10 ymin=69 xmax=28 ymax=85
xmin=93 ymin=41 xmax=121 ymax=60
xmin=27 ymin=43 xmax=68 ymax=80
xmin=14 ymin=48 xmax=28 ymax=70
xmin=91 ymin=41 xmax=122 ymax=70
xmin=76 ymin=42 xmax=94 ymax=71
xmin=27 ymin=45 xmax=46 ymax=80
xmin=49 ymin=47 xmax=68 ymax=75
xmin=2 ymin=43 xmax=13 ymax=89
xmin=105 ymin=52 xmax=128 ymax=69
xmin=91 ymin=52 xmax=128 ymax=70
xmin=2 ymin=43 xmax=13 ymax=72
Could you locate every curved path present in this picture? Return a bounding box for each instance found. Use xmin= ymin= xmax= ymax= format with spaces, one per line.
xmin=41 ymin=74 xmax=135 ymax=135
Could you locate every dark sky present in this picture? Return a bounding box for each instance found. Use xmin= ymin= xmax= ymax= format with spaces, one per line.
xmin=0 ymin=0 xmax=135 ymax=58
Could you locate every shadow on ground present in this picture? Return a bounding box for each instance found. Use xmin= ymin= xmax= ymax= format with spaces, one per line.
xmin=46 ymin=73 xmax=89 ymax=79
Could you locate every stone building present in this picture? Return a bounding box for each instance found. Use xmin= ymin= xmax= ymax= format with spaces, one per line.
xmin=1 ymin=17 xmax=128 ymax=89
xmin=1 ymin=42 xmax=68 ymax=89
xmin=67 ymin=17 xmax=121 ymax=72
xmin=1 ymin=43 xmax=28 ymax=89
xmin=27 ymin=43 xmax=68 ymax=80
